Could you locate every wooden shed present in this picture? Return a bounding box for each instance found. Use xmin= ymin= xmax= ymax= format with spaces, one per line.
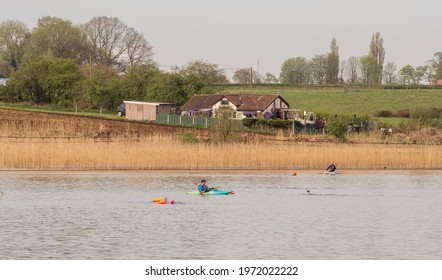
xmin=124 ymin=101 xmax=173 ymax=121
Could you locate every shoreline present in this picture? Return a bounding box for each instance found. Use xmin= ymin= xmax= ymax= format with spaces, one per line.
xmin=1 ymin=169 xmax=441 ymax=174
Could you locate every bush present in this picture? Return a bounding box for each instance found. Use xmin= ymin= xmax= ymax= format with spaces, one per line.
xmin=242 ymin=117 xmax=294 ymax=130
xmin=180 ymin=131 xmax=199 ymax=144
xmin=242 ymin=118 xmax=257 ymax=127
xmin=374 ymin=110 xmax=394 ymax=117
xmin=326 ymin=120 xmax=347 ymax=142
xmin=395 ymin=108 xmax=410 ymax=118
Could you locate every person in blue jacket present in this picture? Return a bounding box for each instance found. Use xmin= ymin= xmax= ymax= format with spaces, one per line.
xmin=198 ymin=179 xmax=213 ymax=193
xmin=325 ymin=162 xmax=336 ymax=172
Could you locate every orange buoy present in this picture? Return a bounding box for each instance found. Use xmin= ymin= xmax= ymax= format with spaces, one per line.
xmin=157 ymin=198 xmax=168 ymax=204
xmin=152 ymin=197 xmax=164 ymax=202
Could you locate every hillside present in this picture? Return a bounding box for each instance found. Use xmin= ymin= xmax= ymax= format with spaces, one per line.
xmin=215 ymin=85 xmax=442 ymax=117
xmin=0 ymin=108 xmax=200 ymax=141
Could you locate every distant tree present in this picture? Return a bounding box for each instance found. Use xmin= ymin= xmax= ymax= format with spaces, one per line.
xmin=345 ymin=56 xmax=359 ymax=84
xmin=82 ymin=16 xmax=154 ymax=71
xmin=433 ymin=52 xmax=442 ymax=81
xmin=145 ymin=72 xmax=189 ymax=106
xmin=399 ymin=65 xmax=415 ymax=85
xmin=177 ymin=60 xmax=227 ymax=95
xmin=369 ymin=32 xmax=385 ymax=84
xmin=262 ymin=72 xmax=279 ymax=84
xmin=326 ymin=38 xmax=339 ymax=84
xmin=7 ymin=55 xmax=83 ymax=104
xmin=309 ymin=54 xmax=327 ymax=84
xmin=383 ymin=61 xmax=397 ymax=85
xmin=81 ymin=63 xmax=123 ymax=110
xmin=30 ymin=16 xmax=89 ymax=63
xmin=424 ymin=60 xmax=436 ymax=85
xmin=0 ymin=20 xmax=30 ymax=74
xmin=124 ymin=27 xmax=154 ymax=67
xmin=359 ymin=55 xmax=378 ymax=84
xmin=82 ymin=16 xmax=127 ymax=67
xmin=414 ymin=66 xmax=427 ymax=85
xmin=120 ymin=64 xmax=160 ymax=101
xmin=339 ymin=59 xmax=346 ymax=83
xmin=179 ymin=60 xmax=228 ymax=84
xmin=232 ymin=68 xmax=260 ymax=84
xmin=279 ymin=57 xmax=310 ymax=84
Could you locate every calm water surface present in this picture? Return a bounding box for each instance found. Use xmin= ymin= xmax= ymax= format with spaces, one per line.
xmin=0 ymin=171 xmax=441 ymax=259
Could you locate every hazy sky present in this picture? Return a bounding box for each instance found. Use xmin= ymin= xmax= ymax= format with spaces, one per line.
xmin=2 ymin=0 xmax=441 ymax=78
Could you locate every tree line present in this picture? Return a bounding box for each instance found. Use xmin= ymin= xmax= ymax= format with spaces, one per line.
xmin=276 ymin=33 xmax=442 ymax=85
xmin=0 ymin=17 xmax=231 ymax=109
xmin=1 ymin=17 xmax=442 ymax=110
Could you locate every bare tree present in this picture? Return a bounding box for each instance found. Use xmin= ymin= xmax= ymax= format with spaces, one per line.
xmin=233 ymin=67 xmax=260 ymax=84
xmin=81 ymin=16 xmax=154 ymax=71
xmin=424 ymin=60 xmax=436 ymax=84
xmin=340 ymin=59 xmax=346 ymax=83
xmin=383 ymin=61 xmax=397 ymax=85
xmin=345 ymin=56 xmax=359 ymax=84
xmin=124 ymin=27 xmax=154 ymax=67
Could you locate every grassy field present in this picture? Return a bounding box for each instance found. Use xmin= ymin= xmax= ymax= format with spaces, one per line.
xmin=0 ymin=102 xmax=118 ymax=119
xmin=216 ymin=85 xmax=442 ymax=118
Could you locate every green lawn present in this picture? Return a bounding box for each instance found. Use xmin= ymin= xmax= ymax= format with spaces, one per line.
xmin=217 ymin=85 xmax=442 ymax=118
xmin=0 ymin=102 xmax=118 ymax=119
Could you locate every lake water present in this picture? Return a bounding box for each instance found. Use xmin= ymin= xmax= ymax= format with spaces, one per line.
xmin=0 ymin=171 xmax=441 ymax=260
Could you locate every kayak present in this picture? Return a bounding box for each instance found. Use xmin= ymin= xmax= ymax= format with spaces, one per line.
xmin=185 ymin=190 xmax=233 ymax=195
xmin=323 ymin=171 xmax=340 ymax=175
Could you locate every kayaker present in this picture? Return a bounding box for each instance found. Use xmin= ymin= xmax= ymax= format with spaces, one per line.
xmin=325 ymin=162 xmax=336 ymax=172
xmin=198 ymin=179 xmax=213 ymax=193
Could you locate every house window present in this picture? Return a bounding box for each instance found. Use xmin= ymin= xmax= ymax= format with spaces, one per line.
xmin=221 ymin=100 xmax=229 ymax=106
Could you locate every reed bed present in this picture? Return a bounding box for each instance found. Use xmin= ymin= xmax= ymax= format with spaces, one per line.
xmin=1 ymin=136 xmax=441 ymax=170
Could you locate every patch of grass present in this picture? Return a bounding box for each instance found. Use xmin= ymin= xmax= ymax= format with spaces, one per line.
xmin=0 ymin=102 xmax=118 ymax=119
xmin=217 ymin=85 xmax=442 ymax=117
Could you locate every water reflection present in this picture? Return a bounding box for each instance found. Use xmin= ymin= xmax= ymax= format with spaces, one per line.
xmin=0 ymin=171 xmax=441 ymax=259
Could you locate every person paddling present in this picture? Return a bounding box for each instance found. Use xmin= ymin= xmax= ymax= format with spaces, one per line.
xmin=325 ymin=162 xmax=337 ymax=172
xmin=198 ymin=179 xmax=214 ymax=193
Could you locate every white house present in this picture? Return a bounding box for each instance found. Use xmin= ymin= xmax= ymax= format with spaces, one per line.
xmin=180 ymin=94 xmax=290 ymax=119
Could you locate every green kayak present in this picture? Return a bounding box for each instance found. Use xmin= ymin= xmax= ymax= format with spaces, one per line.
xmin=185 ymin=190 xmax=233 ymax=195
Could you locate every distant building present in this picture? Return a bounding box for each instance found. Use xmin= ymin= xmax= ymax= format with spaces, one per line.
xmin=435 ymin=79 xmax=442 ymax=86
xmin=180 ymin=94 xmax=290 ymax=119
xmin=124 ymin=101 xmax=173 ymax=121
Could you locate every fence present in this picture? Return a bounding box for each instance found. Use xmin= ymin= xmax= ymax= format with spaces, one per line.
xmin=156 ymin=114 xmax=245 ymax=129
xmin=156 ymin=114 xmax=325 ymax=135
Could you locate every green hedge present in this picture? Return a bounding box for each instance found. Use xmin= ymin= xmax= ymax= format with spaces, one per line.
xmin=242 ymin=118 xmax=299 ymax=129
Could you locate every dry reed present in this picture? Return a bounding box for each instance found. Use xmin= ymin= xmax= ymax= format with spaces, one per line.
xmin=1 ymin=136 xmax=441 ymax=170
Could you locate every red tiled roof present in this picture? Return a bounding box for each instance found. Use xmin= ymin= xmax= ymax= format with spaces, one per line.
xmin=181 ymin=94 xmax=289 ymax=111
xmin=180 ymin=94 xmax=225 ymax=110
xmin=225 ymin=94 xmax=281 ymax=111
